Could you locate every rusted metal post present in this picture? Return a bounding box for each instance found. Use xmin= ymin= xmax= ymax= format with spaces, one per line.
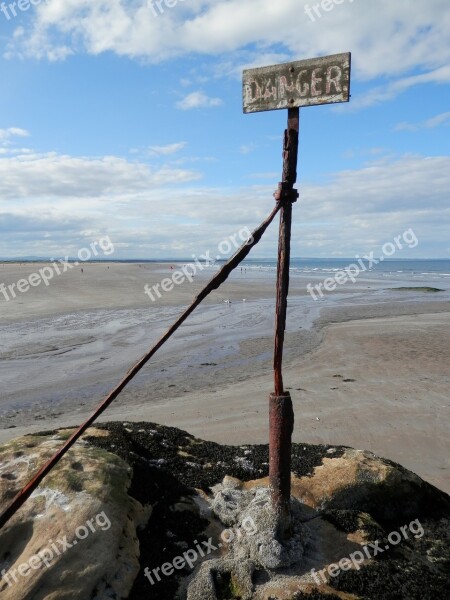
xmin=243 ymin=52 xmax=350 ymax=536
xmin=270 ymin=107 xmax=299 ymax=537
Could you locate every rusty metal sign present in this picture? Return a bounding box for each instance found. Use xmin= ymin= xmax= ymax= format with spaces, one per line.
xmin=243 ymin=52 xmax=351 ymax=113
xmin=242 ymin=51 xmax=351 ymax=535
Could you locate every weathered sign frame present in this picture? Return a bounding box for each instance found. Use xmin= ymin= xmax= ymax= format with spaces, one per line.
xmin=243 ymin=52 xmax=351 ymax=114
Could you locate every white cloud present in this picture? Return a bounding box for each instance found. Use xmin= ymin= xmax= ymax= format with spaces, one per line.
xmin=0 ymin=151 xmax=202 ymax=201
xmin=176 ymin=91 xmax=223 ymax=110
xmin=148 ymin=142 xmax=187 ymax=156
xmin=0 ymin=129 xmax=32 ymax=158
xmin=7 ymin=0 xmax=449 ymax=95
xmin=394 ymin=111 xmax=450 ymax=132
xmin=0 ymin=150 xmax=449 ymax=258
xmin=3 ymin=1 xmax=450 ymax=110
xmin=0 ymin=127 xmax=30 ymax=141
xmin=350 ymin=65 xmax=450 ymax=109
xmin=240 ymin=143 xmax=256 ymax=155
xmin=290 ymin=154 xmax=450 ymax=257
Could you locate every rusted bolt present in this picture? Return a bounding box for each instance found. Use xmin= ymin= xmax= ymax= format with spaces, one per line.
xmin=289 ymin=98 xmax=295 ymax=104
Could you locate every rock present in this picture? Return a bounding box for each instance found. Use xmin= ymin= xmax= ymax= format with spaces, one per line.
xmin=211 ymin=486 xmax=248 ymax=527
xmin=296 ymin=448 xmax=450 ymax=529
xmin=0 ymin=428 xmax=151 ymax=600
xmin=186 ymin=559 xmax=254 ymax=600
xmin=211 ymin=483 xmax=310 ymax=569
xmin=1 ymin=421 xmax=449 ymax=600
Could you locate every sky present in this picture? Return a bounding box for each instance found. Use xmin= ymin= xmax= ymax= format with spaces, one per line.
xmin=0 ymin=0 xmax=449 ymax=259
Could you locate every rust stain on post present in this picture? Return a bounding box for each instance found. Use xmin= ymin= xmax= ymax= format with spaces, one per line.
xmin=270 ymin=107 xmax=299 ymax=531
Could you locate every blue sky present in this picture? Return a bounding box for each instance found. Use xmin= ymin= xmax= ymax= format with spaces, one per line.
xmin=0 ymin=0 xmax=449 ymax=259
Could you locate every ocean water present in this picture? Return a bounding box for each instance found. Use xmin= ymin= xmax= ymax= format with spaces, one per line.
xmin=99 ymin=257 xmax=450 ymax=289
xmin=237 ymin=258 xmax=450 ymax=286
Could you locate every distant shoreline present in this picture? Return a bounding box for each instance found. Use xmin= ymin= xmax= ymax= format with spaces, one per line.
xmin=0 ymin=259 xmax=182 ymax=265
xmin=1 ymin=257 xmax=450 ymax=263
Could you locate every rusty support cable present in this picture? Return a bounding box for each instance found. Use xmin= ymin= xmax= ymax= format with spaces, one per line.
xmin=0 ymin=204 xmax=281 ymax=532
xmin=269 ymin=107 xmax=299 ymax=533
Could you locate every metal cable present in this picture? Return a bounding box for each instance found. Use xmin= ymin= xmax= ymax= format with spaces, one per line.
xmin=0 ymin=202 xmax=281 ymax=531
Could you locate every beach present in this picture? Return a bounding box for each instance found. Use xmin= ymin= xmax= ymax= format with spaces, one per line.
xmin=0 ymin=261 xmax=449 ymax=493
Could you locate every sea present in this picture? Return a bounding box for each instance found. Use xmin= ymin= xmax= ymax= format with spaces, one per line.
xmin=98 ymin=257 xmax=450 ymax=290
xmin=239 ymin=258 xmax=450 ymax=282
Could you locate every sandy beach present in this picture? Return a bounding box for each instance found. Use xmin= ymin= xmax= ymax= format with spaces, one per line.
xmin=0 ymin=261 xmax=449 ymax=493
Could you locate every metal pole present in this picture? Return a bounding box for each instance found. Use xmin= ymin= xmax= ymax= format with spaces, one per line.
xmin=269 ymin=107 xmax=299 ymax=537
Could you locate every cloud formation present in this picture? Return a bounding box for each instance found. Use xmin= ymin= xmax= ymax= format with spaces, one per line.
xmin=0 ymin=145 xmax=448 ymax=258
xmin=148 ymin=142 xmax=187 ymax=155
xmin=0 ymin=127 xmax=30 ymax=142
xmin=0 ymin=152 xmax=201 ymax=200
xmin=176 ymin=91 xmax=223 ymax=110
xmin=5 ymin=1 xmax=450 ymax=99
xmin=394 ymin=111 xmax=450 ymax=132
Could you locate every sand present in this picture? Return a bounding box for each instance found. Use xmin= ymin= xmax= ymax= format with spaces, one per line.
xmin=0 ymin=261 xmax=449 ymax=493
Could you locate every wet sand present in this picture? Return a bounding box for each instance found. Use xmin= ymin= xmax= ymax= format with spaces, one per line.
xmin=0 ymin=262 xmax=449 ymax=493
